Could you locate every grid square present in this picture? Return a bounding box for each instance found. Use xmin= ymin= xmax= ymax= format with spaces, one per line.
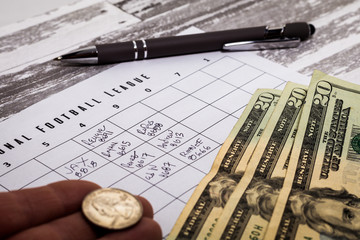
xmin=83 ymin=162 xmax=130 ymax=187
xmin=114 ymin=143 xmax=164 ymax=173
xmin=74 ymin=121 xmax=123 ymax=149
xmin=156 ymin=166 xmax=205 ymax=197
xmin=36 ymin=140 xmax=88 ymax=169
xmin=192 ymin=80 xmax=236 ymax=104
xmin=181 ymin=105 xmax=227 ymax=133
xmin=202 ymin=115 xmax=238 ymax=144
xmin=149 ymin=124 xmax=197 ymax=153
xmin=212 ymin=89 xmax=252 ymax=114
xmin=135 ymin=155 xmax=186 ymax=184
xmin=111 ymin=174 xmax=152 ymax=195
xmin=202 ymin=57 xmax=243 ymax=78
xmin=93 ymin=131 xmax=143 ymax=161
xmin=56 ymin=151 xmax=109 ymax=180
xmin=242 ymin=73 xmax=284 ymax=93
xmin=0 ymin=160 xmax=50 ymax=190
xmin=128 ymin=113 xmax=176 ymax=141
xmin=141 ymin=87 xmax=186 ymax=111
xmin=173 ymin=71 xmax=216 ymax=94
xmin=161 ymin=95 xmax=207 ymax=122
xmin=109 ymin=103 xmax=156 ymax=130
xmin=170 ymin=134 xmax=219 ymax=165
xmin=222 ymin=64 xmax=264 ymax=87
xmin=141 ymin=187 xmax=175 ymax=213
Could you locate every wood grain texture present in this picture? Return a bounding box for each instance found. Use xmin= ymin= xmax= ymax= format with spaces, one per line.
xmin=1 ymin=0 xmax=360 ymax=121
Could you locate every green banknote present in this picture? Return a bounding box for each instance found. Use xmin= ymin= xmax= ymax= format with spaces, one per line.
xmin=265 ymin=71 xmax=360 ymax=240
xmin=167 ymin=89 xmax=281 ymax=240
xmin=210 ymin=82 xmax=307 ymax=240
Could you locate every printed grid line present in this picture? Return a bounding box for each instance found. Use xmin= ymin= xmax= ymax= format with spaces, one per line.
xmin=0 ymin=55 xmax=284 ymax=192
xmin=0 ymin=55 xmax=286 ymax=238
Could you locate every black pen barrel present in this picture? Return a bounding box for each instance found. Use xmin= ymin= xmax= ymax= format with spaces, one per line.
xmin=97 ymin=26 xmax=266 ymax=64
xmin=146 ymin=26 xmax=266 ymax=58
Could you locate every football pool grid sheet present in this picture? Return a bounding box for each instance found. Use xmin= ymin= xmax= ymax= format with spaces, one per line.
xmin=0 ymin=56 xmax=287 ymax=238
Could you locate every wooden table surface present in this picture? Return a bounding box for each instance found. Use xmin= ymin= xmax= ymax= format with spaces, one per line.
xmin=1 ymin=0 xmax=360 ymax=121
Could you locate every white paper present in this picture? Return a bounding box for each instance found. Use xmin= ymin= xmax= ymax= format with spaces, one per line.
xmin=0 ymin=50 xmax=308 ymax=238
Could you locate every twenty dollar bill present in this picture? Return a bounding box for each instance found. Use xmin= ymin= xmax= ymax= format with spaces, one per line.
xmin=265 ymin=71 xmax=360 ymax=240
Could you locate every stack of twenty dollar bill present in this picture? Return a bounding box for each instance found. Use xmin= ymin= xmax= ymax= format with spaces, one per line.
xmin=168 ymin=70 xmax=360 ymax=240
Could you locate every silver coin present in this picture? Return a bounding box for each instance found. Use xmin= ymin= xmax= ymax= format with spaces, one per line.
xmin=82 ymin=188 xmax=143 ymax=230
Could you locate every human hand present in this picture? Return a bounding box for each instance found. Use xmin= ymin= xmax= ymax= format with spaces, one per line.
xmin=0 ymin=180 xmax=162 ymax=240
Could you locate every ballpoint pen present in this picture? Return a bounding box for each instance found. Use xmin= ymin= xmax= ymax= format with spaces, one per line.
xmin=55 ymin=22 xmax=315 ymax=65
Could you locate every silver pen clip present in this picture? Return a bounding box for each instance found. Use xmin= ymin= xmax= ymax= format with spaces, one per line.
xmin=222 ymin=37 xmax=300 ymax=51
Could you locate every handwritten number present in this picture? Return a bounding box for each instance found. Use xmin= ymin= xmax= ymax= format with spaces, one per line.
xmin=203 ymin=58 xmax=210 ymax=62
xmin=79 ymin=123 xmax=86 ymax=128
xmin=75 ymin=172 xmax=82 ymax=178
xmin=3 ymin=162 xmax=11 ymax=167
xmin=90 ymin=161 xmax=97 ymax=168
xmin=175 ymin=72 xmax=181 ymax=76
xmin=42 ymin=142 xmax=50 ymax=147
xmin=113 ymin=104 xmax=120 ymax=109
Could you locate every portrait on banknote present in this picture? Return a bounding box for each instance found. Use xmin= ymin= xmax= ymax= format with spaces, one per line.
xmin=289 ymin=187 xmax=360 ymax=240
xmin=208 ymin=173 xmax=242 ymax=208
xmin=210 ymin=170 xmax=360 ymax=240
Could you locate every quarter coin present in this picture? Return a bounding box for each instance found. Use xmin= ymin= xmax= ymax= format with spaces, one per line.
xmin=82 ymin=188 xmax=143 ymax=230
